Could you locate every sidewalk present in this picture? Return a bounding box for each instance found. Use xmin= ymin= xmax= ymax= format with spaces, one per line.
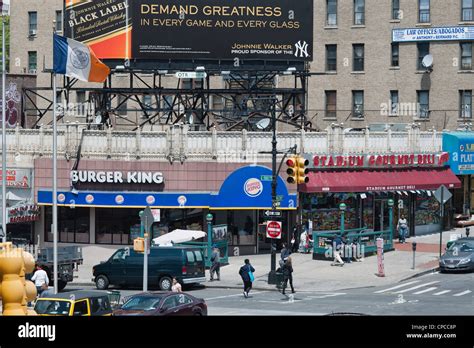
xmin=72 ymin=227 xmax=470 ymax=291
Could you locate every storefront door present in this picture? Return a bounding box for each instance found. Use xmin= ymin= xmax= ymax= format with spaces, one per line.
xmin=374 ymin=200 xmax=390 ymax=232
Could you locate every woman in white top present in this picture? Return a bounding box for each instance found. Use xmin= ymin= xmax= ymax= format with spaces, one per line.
xmin=31 ymin=264 xmax=49 ymax=296
xmin=171 ymin=277 xmax=182 ymax=293
xmin=397 ymin=215 xmax=409 ymax=244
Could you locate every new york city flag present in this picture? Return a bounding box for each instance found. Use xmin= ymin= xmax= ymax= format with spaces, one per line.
xmin=53 ymin=34 xmax=110 ymax=83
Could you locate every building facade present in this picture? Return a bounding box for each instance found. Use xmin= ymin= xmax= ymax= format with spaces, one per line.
xmin=9 ymin=0 xmax=474 ymax=131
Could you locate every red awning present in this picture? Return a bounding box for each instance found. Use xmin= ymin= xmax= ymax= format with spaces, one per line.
xmin=301 ymin=168 xmax=461 ymax=193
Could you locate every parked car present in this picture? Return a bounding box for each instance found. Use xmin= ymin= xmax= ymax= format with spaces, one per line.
xmin=439 ymin=237 xmax=474 ymax=272
xmin=34 ymin=291 xmax=113 ymax=316
xmin=113 ymin=292 xmax=207 ymax=316
xmin=93 ymin=246 xmax=206 ymax=291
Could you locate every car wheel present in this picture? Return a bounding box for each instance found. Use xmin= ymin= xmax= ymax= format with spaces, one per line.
xmin=58 ymin=280 xmax=67 ymax=292
xmin=159 ymin=276 xmax=172 ymax=291
xmin=95 ymin=275 xmax=110 ymax=290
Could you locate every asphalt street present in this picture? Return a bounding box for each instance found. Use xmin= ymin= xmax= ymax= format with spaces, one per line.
xmin=70 ymin=271 xmax=473 ymax=316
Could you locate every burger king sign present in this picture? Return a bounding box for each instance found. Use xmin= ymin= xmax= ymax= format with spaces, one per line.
xmin=244 ymin=178 xmax=263 ymax=198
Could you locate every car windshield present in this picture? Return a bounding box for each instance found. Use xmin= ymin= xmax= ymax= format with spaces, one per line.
xmin=448 ymin=241 xmax=474 ymax=253
xmin=35 ymin=300 xmax=71 ymax=315
xmin=121 ymin=296 xmax=163 ymax=311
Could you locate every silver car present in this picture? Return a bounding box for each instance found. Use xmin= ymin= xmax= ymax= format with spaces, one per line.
xmin=439 ymin=238 xmax=474 ymax=272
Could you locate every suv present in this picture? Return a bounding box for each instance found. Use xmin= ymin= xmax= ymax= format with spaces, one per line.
xmin=93 ymin=246 xmax=206 ymax=291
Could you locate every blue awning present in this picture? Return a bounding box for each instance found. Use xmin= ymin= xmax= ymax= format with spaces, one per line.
xmin=37 ymin=165 xmax=297 ymax=210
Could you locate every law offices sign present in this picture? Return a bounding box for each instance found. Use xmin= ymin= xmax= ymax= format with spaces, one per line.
xmin=393 ymin=26 xmax=474 ymax=42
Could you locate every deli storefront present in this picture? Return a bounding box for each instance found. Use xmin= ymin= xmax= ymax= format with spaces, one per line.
xmin=34 ymin=159 xmax=296 ymax=255
xmin=300 ymin=152 xmax=461 ymax=237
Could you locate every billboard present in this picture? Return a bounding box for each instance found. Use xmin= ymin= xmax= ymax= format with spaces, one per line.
xmin=64 ymin=0 xmax=313 ymax=61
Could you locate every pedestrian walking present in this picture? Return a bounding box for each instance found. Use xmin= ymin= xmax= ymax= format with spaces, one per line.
xmin=397 ymin=214 xmax=409 ymax=244
xmin=171 ymin=277 xmax=182 ymax=293
xmin=331 ymin=234 xmax=345 ymax=266
xmin=239 ymin=259 xmax=255 ymax=298
xmin=280 ymin=243 xmax=291 ymax=261
xmin=281 ymin=256 xmax=295 ymax=295
xmin=290 ymin=226 xmax=299 ymax=253
xmin=209 ymin=246 xmax=221 ymax=281
xmin=31 ymin=264 xmax=49 ymax=296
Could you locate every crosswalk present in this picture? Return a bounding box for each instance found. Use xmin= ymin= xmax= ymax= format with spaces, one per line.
xmin=374 ymin=280 xmax=472 ymax=297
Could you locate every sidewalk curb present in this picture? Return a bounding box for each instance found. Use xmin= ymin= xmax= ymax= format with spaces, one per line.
xmin=399 ymin=267 xmax=440 ymax=282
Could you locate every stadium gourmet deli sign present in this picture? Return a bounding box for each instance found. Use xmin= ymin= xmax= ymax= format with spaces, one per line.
xmin=393 ymin=26 xmax=474 ymax=42
xmin=64 ymin=0 xmax=313 ymax=61
xmin=71 ymin=171 xmax=164 ymax=184
xmin=305 ymin=153 xmax=450 ymax=169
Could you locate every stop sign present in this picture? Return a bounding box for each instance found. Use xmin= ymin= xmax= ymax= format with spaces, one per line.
xmin=266 ymin=221 xmax=282 ymax=239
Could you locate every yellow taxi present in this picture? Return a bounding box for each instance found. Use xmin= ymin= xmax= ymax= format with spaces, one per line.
xmin=34 ymin=291 xmax=113 ymax=316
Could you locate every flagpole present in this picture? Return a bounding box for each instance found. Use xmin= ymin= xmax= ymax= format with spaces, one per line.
xmin=1 ymin=14 xmax=7 ymax=243
xmin=52 ymin=72 xmax=58 ymax=294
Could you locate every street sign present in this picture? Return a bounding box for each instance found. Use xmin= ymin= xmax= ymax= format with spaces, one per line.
xmin=434 ymin=185 xmax=452 ymax=205
xmin=266 ymin=221 xmax=282 ymax=239
xmin=260 ymin=175 xmax=273 ymax=182
xmin=175 ymin=71 xmax=207 ymax=79
xmin=264 ymin=210 xmax=282 ymax=218
xmin=141 ymin=206 xmax=155 ymax=232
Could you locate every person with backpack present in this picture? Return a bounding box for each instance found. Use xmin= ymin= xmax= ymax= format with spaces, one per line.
xmin=209 ymin=246 xmax=221 ymax=281
xmin=281 ymin=256 xmax=295 ymax=295
xmin=239 ymin=259 xmax=255 ymax=298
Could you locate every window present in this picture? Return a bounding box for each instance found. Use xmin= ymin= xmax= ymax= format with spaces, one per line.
xmin=462 ymin=0 xmax=473 ymax=21
xmin=142 ymin=95 xmax=152 ymax=118
xmin=28 ymin=51 xmax=37 ymax=73
xmin=417 ymin=43 xmax=430 ymax=70
xmin=161 ymin=296 xmax=179 ymax=310
xmin=460 ymin=90 xmax=472 ymax=118
xmin=28 ymin=12 xmax=37 ymax=34
xmin=76 ymin=91 xmax=86 ymax=116
xmin=73 ymin=300 xmax=89 ymax=316
xmin=117 ymin=95 xmax=127 ymax=116
xmin=390 ymin=91 xmax=399 ymax=116
xmin=177 ymin=294 xmax=193 ymax=306
xmin=392 ymin=0 xmax=401 ymax=19
xmin=461 ymin=43 xmax=473 ymax=70
xmin=326 ymin=45 xmax=337 ymax=71
xmin=354 ymin=0 xmax=365 ymax=25
xmin=352 ymin=91 xmax=364 ymax=118
xmin=45 ymin=207 xmax=90 ymax=243
xmin=417 ymin=91 xmax=430 ymax=118
xmin=186 ymin=251 xmax=195 ymax=263
xmin=55 ymin=10 xmax=63 ymax=32
xmin=353 ymin=44 xmax=364 ymax=71
xmin=391 ymin=43 xmax=399 ymax=67
xmin=90 ymin=297 xmax=110 ymax=314
xmin=327 ymin=0 xmax=337 ymax=25
xmin=96 ymin=208 xmax=141 ymax=245
xmin=325 ymin=91 xmax=337 ymax=118
xmin=194 ymin=251 xmax=203 ymax=262
xmin=419 ymin=0 xmax=430 ymax=23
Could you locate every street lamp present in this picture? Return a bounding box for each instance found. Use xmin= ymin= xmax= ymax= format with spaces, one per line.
xmin=339 ymin=203 xmax=347 ymax=236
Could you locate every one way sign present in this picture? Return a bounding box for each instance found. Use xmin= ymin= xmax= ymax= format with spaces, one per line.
xmin=264 ymin=210 xmax=282 ymax=218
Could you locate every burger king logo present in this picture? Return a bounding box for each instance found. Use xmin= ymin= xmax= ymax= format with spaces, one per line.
xmin=244 ymin=178 xmax=263 ymax=197
xmin=85 ymin=194 xmax=94 ymax=204
xmin=146 ymin=195 xmax=156 ymax=205
xmin=115 ymin=195 xmax=124 ymax=205
xmin=57 ymin=194 xmax=66 ymax=203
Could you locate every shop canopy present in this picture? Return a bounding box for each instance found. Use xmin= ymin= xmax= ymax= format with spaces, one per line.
xmin=300 ymin=168 xmax=461 ymax=193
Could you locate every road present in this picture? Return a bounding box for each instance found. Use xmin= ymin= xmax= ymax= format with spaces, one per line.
xmin=71 ymin=272 xmax=473 ymax=316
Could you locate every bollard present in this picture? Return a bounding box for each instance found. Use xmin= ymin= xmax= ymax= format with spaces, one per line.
xmin=376 ymin=238 xmax=385 ymax=277
xmin=466 ymin=227 xmax=470 ymax=238
xmin=412 ymin=242 xmax=417 ymax=270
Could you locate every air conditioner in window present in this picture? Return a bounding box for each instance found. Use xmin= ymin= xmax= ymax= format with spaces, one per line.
xmin=29 ymin=29 xmax=37 ymax=37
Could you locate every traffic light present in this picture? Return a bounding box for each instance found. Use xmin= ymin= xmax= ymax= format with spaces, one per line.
xmin=0 ymin=242 xmax=37 ymax=315
xmin=286 ymin=157 xmax=298 ymax=184
xmin=133 ymin=238 xmax=145 ymax=253
xmin=296 ymin=156 xmax=310 ymax=184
